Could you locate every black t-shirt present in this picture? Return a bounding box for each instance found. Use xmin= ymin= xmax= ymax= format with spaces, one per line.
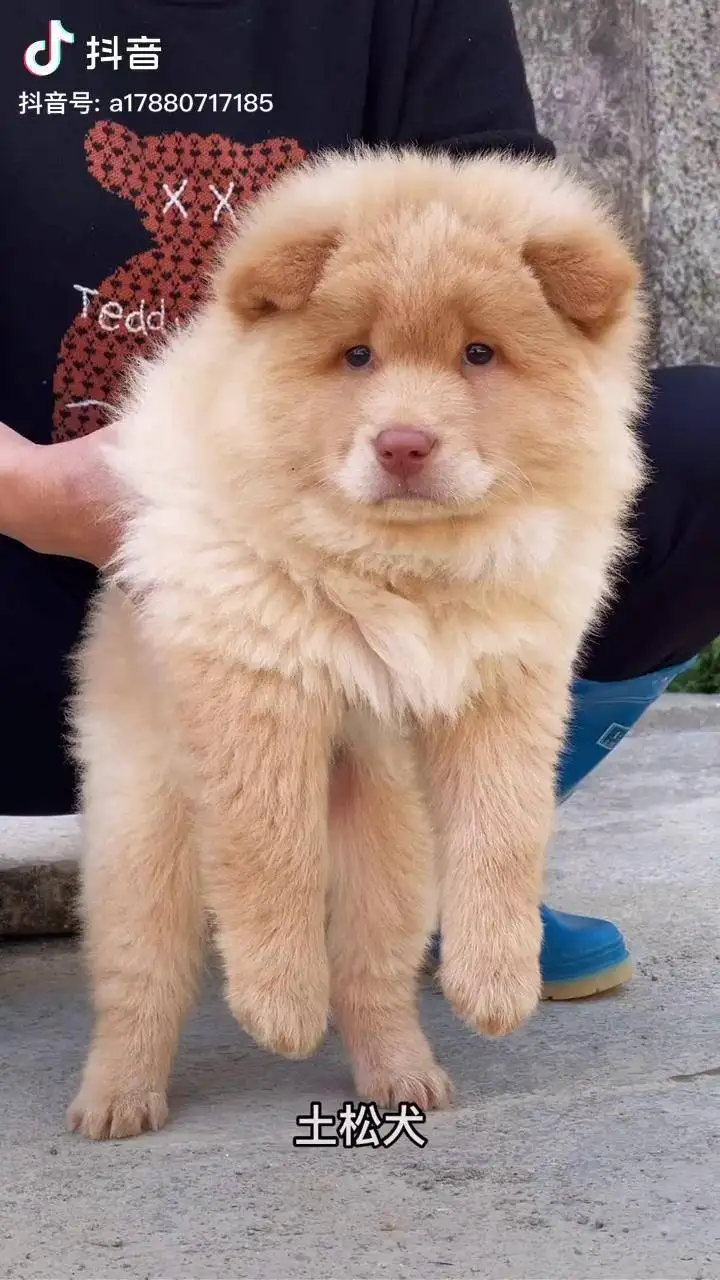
xmin=3 ymin=0 xmax=553 ymax=447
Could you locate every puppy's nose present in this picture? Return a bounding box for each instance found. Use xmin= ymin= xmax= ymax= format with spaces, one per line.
xmin=373 ymin=427 xmax=438 ymax=478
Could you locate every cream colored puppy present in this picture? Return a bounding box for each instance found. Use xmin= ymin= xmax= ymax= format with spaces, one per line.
xmin=68 ymin=149 xmax=645 ymax=1139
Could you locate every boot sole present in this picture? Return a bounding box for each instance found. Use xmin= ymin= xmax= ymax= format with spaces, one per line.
xmin=422 ymin=956 xmax=633 ymax=1001
xmin=541 ymin=957 xmax=633 ymax=1001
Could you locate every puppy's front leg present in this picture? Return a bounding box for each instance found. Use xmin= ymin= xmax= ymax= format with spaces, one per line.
xmin=420 ymin=665 xmax=569 ymax=1037
xmin=178 ymin=661 xmax=337 ymax=1059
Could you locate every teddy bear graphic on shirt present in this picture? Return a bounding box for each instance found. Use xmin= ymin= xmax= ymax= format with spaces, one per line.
xmin=52 ymin=121 xmax=306 ymax=441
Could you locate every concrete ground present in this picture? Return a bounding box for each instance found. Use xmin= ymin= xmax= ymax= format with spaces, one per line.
xmin=1 ymin=695 xmax=719 ymax=1280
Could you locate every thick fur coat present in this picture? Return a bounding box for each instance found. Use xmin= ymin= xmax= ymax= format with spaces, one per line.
xmin=68 ymin=150 xmax=645 ymax=1139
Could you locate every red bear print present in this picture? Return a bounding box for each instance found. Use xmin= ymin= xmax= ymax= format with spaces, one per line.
xmin=53 ymin=122 xmax=306 ymax=441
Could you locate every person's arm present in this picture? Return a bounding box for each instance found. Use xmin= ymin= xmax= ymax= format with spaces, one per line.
xmin=0 ymin=423 xmax=122 ymax=567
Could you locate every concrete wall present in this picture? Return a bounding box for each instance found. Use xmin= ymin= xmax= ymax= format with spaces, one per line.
xmin=513 ymin=0 xmax=719 ymax=366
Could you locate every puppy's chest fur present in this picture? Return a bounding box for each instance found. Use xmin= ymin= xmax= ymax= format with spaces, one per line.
xmin=225 ymin=552 xmax=554 ymax=722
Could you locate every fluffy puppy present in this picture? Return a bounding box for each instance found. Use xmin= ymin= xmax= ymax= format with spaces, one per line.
xmin=68 ymin=148 xmax=645 ymax=1140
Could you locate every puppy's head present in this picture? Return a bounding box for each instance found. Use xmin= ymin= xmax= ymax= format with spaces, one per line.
xmin=214 ymin=150 xmax=645 ymax=532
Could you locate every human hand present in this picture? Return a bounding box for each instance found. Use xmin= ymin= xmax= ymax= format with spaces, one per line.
xmin=0 ymin=423 xmax=124 ymax=567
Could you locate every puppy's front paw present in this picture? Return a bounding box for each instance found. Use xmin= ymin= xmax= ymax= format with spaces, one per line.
xmin=442 ymin=925 xmax=542 ymax=1037
xmin=68 ymin=1078 xmax=168 ymax=1141
xmin=227 ymin=947 xmax=330 ymax=1059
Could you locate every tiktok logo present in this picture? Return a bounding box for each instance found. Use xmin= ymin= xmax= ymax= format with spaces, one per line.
xmin=23 ymin=18 xmax=75 ymax=76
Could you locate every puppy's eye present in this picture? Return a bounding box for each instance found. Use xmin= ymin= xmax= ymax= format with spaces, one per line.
xmin=344 ymin=345 xmax=374 ymax=369
xmin=463 ymin=343 xmax=495 ymax=367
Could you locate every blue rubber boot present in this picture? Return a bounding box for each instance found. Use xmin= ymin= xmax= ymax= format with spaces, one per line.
xmin=539 ymin=903 xmax=633 ymax=999
xmin=428 ymin=659 xmax=696 ymax=999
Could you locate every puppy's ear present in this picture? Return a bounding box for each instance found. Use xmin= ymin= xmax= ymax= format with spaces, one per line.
xmin=220 ymin=222 xmax=341 ymax=322
xmin=523 ymin=223 xmax=640 ymax=336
